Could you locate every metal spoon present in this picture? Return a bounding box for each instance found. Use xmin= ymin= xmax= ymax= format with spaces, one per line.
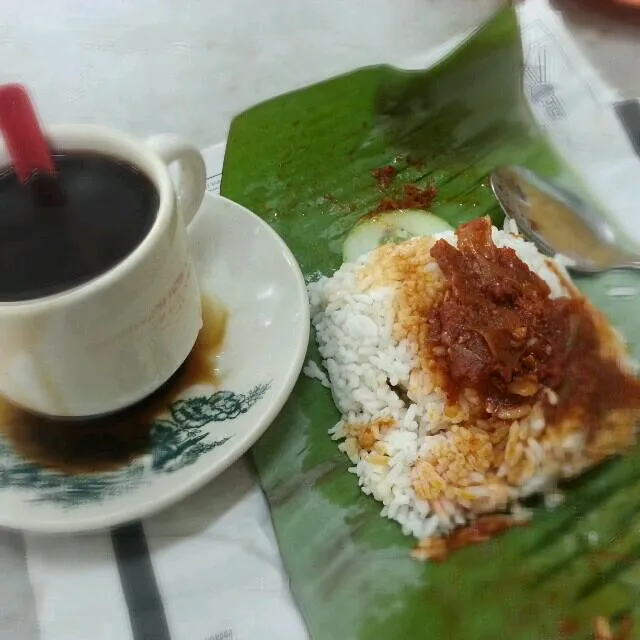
xmin=489 ymin=165 xmax=640 ymax=274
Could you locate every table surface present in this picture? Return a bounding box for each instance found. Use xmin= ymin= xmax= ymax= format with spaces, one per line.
xmin=1 ymin=0 xmax=638 ymax=148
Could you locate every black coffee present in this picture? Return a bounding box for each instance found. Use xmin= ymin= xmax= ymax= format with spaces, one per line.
xmin=0 ymin=151 xmax=159 ymax=301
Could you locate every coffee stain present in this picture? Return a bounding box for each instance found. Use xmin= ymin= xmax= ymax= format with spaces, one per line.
xmin=0 ymin=295 xmax=228 ymax=474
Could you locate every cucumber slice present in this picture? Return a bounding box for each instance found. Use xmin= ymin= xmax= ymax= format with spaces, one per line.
xmin=342 ymin=209 xmax=453 ymax=262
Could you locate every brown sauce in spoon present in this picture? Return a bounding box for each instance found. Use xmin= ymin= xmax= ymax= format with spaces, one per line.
xmin=520 ymin=180 xmax=623 ymax=268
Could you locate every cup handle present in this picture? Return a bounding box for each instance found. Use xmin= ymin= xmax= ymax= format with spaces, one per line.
xmin=145 ymin=134 xmax=206 ymax=227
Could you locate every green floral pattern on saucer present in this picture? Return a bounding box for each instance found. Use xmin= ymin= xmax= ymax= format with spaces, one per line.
xmin=0 ymin=383 xmax=270 ymax=507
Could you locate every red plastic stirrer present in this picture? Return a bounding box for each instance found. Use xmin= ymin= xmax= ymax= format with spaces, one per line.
xmin=0 ymin=84 xmax=64 ymax=205
xmin=0 ymin=83 xmax=55 ymax=184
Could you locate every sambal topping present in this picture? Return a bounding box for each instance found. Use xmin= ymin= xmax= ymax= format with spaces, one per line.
xmin=354 ymin=417 xmax=395 ymax=451
xmin=411 ymin=514 xmax=525 ymax=562
xmin=427 ymin=217 xmax=640 ymax=428
xmin=593 ymin=616 xmax=634 ymax=640
xmin=558 ymin=618 xmax=580 ymax=638
xmin=593 ymin=617 xmax=613 ymax=640
xmin=374 ymin=183 xmax=437 ymax=214
xmin=371 ymin=165 xmax=397 ymax=189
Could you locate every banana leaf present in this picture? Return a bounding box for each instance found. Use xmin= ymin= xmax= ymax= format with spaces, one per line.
xmin=221 ymin=6 xmax=640 ymax=639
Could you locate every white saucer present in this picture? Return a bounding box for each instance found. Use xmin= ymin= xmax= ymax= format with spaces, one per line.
xmin=0 ymin=194 xmax=309 ymax=533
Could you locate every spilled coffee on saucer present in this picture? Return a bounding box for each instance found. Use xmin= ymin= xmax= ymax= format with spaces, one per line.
xmin=0 ymin=151 xmax=158 ymax=301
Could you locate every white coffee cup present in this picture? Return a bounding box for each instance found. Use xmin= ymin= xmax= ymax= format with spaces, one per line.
xmin=0 ymin=124 xmax=206 ymax=417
